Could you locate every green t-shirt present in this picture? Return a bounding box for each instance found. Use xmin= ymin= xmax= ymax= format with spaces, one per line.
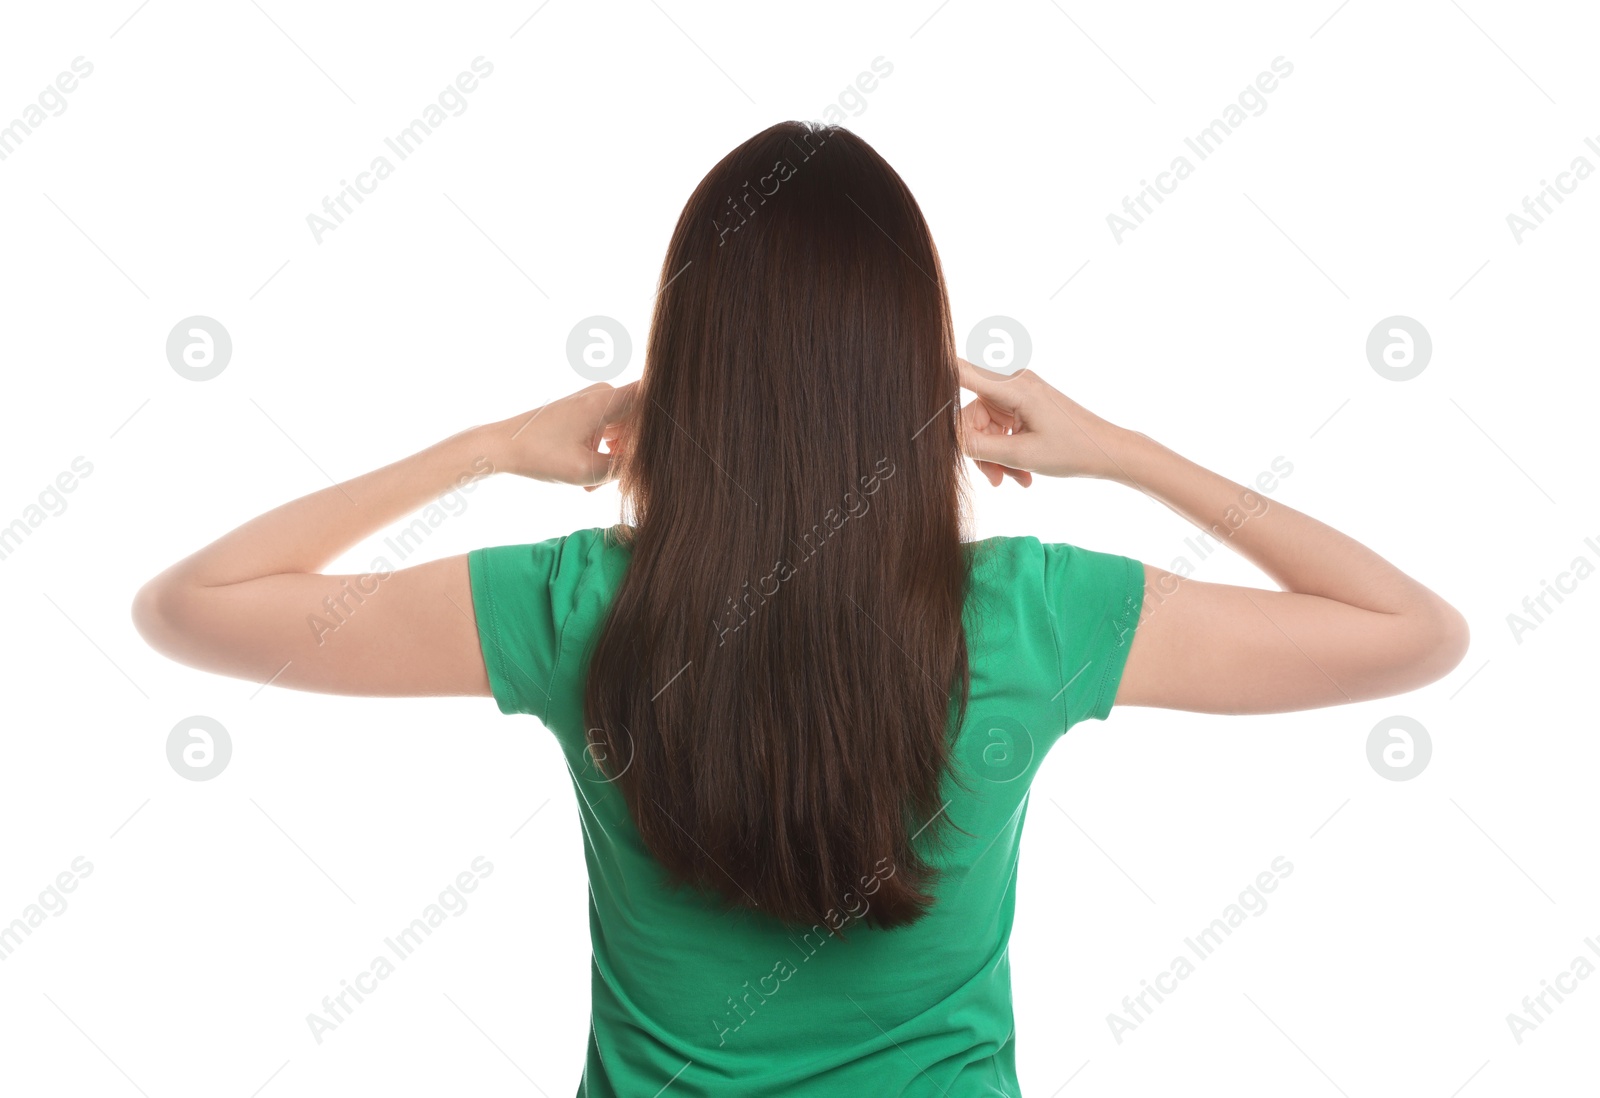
xmin=468 ymin=528 xmax=1144 ymax=1097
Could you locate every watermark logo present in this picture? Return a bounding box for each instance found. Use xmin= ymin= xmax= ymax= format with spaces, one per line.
xmin=167 ymin=715 xmax=232 ymax=781
xmin=965 ymin=716 xmax=1033 ymax=783
xmin=580 ymin=725 xmax=634 ymax=783
xmin=166 ymin=316 xmax=232 ymax=382
xmin=566 ymin=315 xmax=631 ymax=382
xmin=1365 ymin=316 xmax=1431 ymax=382
xmin=1366 ymin=715 xmax=1430 ymax=781
xmin=965 ymin=316 xmax=1032 ymax=376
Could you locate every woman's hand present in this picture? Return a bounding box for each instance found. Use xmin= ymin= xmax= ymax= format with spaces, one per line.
xmin=488 ymin=381 xmax=637 ymax=489
xmin=958 ymin=358 xmax=1132 ymax=485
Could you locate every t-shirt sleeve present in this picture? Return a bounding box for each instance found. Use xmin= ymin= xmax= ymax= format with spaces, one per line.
xmin=1041 ymin=542 xmax=1146 ymax=728
xmin=467 ymin=536 xmax=575 ymax=719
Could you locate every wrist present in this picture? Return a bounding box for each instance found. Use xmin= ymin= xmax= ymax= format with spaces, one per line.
xmin=1097 ymin=425 xmax=1158 ymax=486
xmin=451 ymin=422 xmax=511 ymax=483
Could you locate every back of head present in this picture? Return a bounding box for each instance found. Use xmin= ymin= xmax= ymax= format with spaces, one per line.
xmin=586 ymin=121 xmax=969 ymax=930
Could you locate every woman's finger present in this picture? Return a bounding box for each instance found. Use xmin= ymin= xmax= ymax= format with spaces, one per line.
xmin=964 ymin=416 xmax=1024 ymax=469
xmin=604 ymin=380 xmax=639 ymax=422
xmin=957 ymin=357 xmax=1025 ymax=410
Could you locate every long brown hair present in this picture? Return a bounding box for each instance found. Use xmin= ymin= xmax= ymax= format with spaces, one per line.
xmin=585 ymin=121 xmax=970 ymax=930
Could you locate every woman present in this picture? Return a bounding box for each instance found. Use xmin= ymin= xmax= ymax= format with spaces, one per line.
xmin=133 ymin=122 xmax=1468 ymax=1096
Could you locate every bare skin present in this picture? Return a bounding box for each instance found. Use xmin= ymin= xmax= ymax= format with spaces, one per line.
xmin=131 ymin=383 xmax=635 ymax=697
xmin=133 ymin=364 xmax=1469 ymax=714
xmin=957 ymin=357 xmax=1469 ymax=712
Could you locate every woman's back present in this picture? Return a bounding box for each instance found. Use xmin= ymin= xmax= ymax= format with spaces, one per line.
xmin=470 ymin=528 xmax=1144 ymax=1096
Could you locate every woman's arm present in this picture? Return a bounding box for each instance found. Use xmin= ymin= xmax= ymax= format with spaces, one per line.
xmin=958 ymin=360 xmax=1469 ymax=714
xmin=131 ymin=382 xmax=634 ymax=696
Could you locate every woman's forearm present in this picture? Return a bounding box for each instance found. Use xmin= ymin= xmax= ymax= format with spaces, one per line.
xmin=158 ymin=424 xmax=499 ymax=589
xmin=959 ymin=360 xmax=1469 ymax=708
xmin=130 ymin=384 xmax=632 ymax=696
xmin=1108 ymin=427 xmax=1457 ymax=621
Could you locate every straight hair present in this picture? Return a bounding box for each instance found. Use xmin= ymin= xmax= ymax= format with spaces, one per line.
xmin=585 ymin=121 xmax=971 ymax=930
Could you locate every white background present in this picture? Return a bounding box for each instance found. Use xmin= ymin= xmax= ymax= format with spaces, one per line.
xmin=1 ymin=1 xmax=1596 ymax=1095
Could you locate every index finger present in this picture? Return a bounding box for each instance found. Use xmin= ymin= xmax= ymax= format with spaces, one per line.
xmin=597 ymin=380 xmax=638 ymax=425
xmin=958 ymin=357 xmax=1025 ymax=406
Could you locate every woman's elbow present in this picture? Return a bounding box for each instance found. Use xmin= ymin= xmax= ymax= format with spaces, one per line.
xmin=1407 ymin=600 xmax=1471 ymax=687
xmin=131 ymin=574 xmax=190 ymax=657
